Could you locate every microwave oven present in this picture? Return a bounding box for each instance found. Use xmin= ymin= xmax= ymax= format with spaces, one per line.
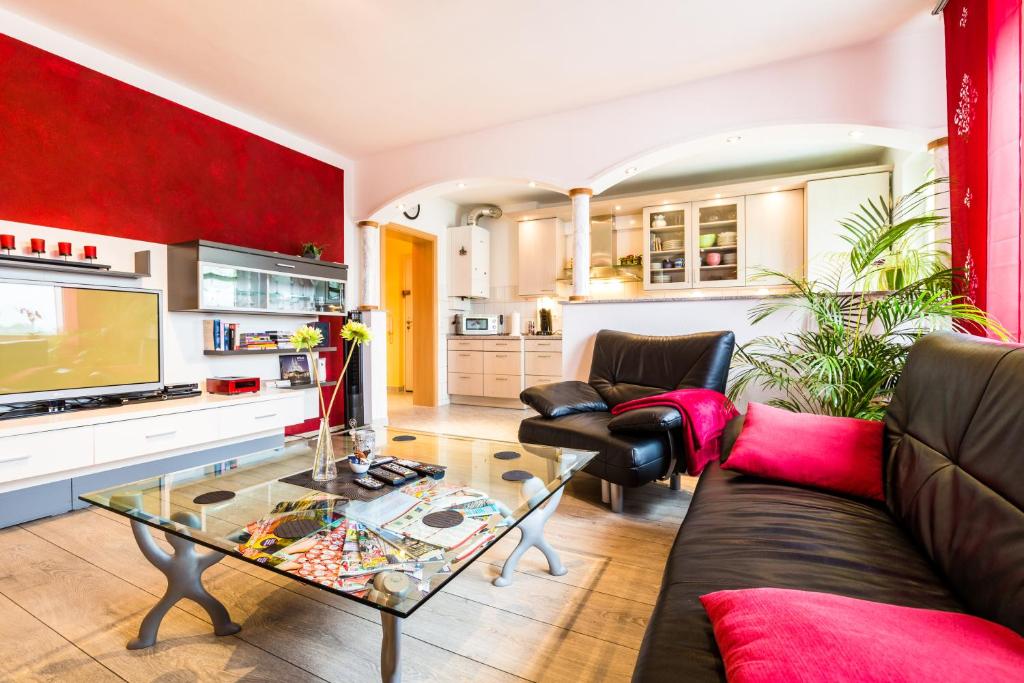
xmin=455 ymin=314 xmax=499 ymax=335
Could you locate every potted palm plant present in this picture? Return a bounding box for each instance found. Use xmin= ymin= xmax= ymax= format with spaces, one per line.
xmin=729 ymin=178 xmax=1005 ymax=420
xmin=291 ymin=320 xmax=372 ymax=480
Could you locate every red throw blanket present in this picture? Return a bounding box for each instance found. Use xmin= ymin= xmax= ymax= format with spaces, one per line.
xmin=610 ymin=389 xmax=739 ymax=476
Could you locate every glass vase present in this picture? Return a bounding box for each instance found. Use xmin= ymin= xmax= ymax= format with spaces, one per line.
xmin=311 ymin=417 xmax=338 ymax=481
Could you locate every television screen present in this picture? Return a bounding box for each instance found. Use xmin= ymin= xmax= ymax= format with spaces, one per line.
xmin=0 ymin=282 xmax=161 ymax=401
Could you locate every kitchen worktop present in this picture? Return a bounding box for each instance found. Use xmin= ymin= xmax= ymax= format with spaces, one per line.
xmin=561 ymin=291 xmax=794 ymax=305
xmin=447 ymin=334 xmax=562 ymax=339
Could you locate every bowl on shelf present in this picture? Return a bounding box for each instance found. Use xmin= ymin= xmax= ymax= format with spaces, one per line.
xmin=705 ymin=252 xmax=722 ymax=266
xmin=651 ymin=261 xmax=662 ymax=270
xmin=699 ymin=234 xmax=717 ymax=248
xmin=651 ymin=273 xmax=670 ymax=283
xmin=717 ymin=231 xmax=737 ymax=244
xmin=662 ymin=239 xmax=683 ymax=250
xmin=722 ymin=252 xmax=737 ymax=265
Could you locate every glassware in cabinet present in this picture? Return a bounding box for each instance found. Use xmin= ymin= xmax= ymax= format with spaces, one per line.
xmin=693 ymin=196 xmax=745 ymax=287
xmin=643 ymin=202 xmax=692 ymax=289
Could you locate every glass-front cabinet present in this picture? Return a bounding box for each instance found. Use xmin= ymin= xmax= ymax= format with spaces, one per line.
xmin=642 ymin=202 xmax=691 ymax=289
xmin=693 ymin=197 xmax=745 ymax=287
xmin=642 ymin=196 xmax=745 ymax=290
xmin=170 ymin=240 xmax=347 ymax=316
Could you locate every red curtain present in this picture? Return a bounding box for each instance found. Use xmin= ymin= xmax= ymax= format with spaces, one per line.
xmin=944 ymin=0 xmax=1024 ymax=340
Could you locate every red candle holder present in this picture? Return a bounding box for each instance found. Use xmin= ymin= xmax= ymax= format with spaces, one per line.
xmin=0 ymin=234 xmax=13 ymax=255
xmin=84 ymin=245 xmax=98 ymax=261
xmin=30 ymin=238 xmax=45 ymax=257
xmin=58 ymin=242 xmax=72 ymax=260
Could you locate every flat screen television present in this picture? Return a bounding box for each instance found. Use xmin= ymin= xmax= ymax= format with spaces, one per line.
xmin=0 ymin=281 xmax=163 ymax=404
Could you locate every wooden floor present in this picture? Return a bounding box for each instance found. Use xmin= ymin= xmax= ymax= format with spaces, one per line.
xmin=0 ymin=407 xmax=695 ymax=682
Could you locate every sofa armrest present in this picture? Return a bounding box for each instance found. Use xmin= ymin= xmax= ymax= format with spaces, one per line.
xmin=607 ymin=406 xmax=682 ymax=433
xmin=719 ymin=414 xmax=745 ymax=462
xmin=520 ymin=381 xmax=608 ymax=418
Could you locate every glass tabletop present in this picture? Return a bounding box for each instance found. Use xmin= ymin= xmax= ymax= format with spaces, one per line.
xmin=80 ymin=427 xmax=597 ymax=617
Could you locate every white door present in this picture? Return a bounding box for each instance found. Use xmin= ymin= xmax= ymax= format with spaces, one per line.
xmin=745 ymin=189 xmax=804 ymax=285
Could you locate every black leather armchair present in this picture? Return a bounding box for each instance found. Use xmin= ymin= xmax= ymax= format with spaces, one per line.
xmin=518 ymin=329 xmax=735 ymax=511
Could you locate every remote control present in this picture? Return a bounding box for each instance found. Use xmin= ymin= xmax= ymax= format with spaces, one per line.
xmin=395 ymin=459 xmax=446 ymax=479
xmin=353 ymin=475 xmax=384 ymax=490
xmin=368 ymin=467 xmax=408 ymax=486
xmin=372 ymin=456 xmax=395 ymax=465
xmin=379 ymin=462 xmax=418 ymax=478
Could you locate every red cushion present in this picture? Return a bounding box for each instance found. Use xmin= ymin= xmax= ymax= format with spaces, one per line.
xmin=723 ymin=402 xmax=884 ymax=501
xmin=701 ymin=588 xmax=1024 ymax=683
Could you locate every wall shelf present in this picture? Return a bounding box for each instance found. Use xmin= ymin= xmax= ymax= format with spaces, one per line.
xmin=204 ymin=346 xmax=337 ymax=356
xmin=0 ymin=251 xmax=151 ymax=279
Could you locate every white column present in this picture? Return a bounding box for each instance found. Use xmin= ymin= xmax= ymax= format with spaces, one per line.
xmin=569 ymin=188 xmax=592 ymax=301
xmin=358 ymin=220 xmax=380 ymax=310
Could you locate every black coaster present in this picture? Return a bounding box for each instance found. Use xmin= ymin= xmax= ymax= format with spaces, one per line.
xmin=422 ymin=510 xmax=464 ymax=528
xmin=274 ymin=518 xmax=322 ymax=539
xmin=279 ymin=469 xmax=393 ymax=502
xmin=392 ymin=435 xmax=416 ymax=442
xmin=493 ymin=451 xmax=520 ymax=460
xmin=501 ymin=470 xmax=533 ymax=482
xmin=192 ymin=490 xmax=235 ymax=505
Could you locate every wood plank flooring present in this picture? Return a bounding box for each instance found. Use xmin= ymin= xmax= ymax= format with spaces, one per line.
xmin=0 ymin=409 xmax=695 ymax=682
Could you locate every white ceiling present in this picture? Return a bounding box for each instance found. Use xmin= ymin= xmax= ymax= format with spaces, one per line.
xmin=1 ymin=0 xmax=931 ymax=158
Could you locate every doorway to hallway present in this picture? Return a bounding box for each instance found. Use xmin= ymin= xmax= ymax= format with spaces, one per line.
xmin=381 ymin=223 xmax=438 ymax=407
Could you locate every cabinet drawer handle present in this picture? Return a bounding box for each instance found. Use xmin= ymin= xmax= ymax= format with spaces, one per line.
xmin=146 ymin=430 xmax=177 ymax=439
xmin=0 ymin=454 xmax=30 ymax=464
xmin=255 ymin=413 xmax=277 ymax=420
xmin=536 ymin=354 xmax=551 ymax=359
xmin=275 ymin=263 xmax=297 ymax=269
xmin=459 ymin=353 xmax=472 ymax=358
xmin=459 ymin=376 xmax=471 ymax=380
xmin=494 ymin=354 xmax=507 ymax=358
xmin=495 ymin=377 xmax=508 ymax=381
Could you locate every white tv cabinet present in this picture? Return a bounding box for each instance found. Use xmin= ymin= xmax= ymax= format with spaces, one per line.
xmin=0 ymin=390 xmax=304 ymax=526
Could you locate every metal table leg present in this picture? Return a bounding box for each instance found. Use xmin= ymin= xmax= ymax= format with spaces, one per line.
xmin=126 ymin=513 xmax=241 ymax=650
xmin=493 ymin=486 xmax=568 ymax=587
xmin=381 ymin=612 xmax=403 ymax=683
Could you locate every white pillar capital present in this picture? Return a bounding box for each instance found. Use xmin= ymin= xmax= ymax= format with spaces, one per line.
xmin=358 ymin=220 xmax=381 ymax=310
xmin=569 ymin=189 xmax=592 ymax=301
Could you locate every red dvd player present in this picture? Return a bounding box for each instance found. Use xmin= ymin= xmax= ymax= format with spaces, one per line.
xmin=206 ymin=376 xmax=261 ymax=395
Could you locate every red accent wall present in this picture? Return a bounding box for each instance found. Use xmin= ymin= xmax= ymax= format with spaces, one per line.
xmin=0 ymin=33 xmax=344 ymax=263
xmin=0 ymin=33 xmax=348 ymax=427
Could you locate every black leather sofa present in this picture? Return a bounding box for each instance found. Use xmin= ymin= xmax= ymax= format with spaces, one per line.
xmin=519 ymin=329 xmax=735 ymax=512
xmin=632 ymin=332 xmax=1024 ymax=682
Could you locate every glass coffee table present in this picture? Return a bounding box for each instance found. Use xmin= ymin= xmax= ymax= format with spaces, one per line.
xmin=79 ymin=428 xmax=597 ymax=683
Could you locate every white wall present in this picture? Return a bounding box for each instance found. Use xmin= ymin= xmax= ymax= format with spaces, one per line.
xmin=0 ymin=219 xmax=324 ymax=419
xmin=355 ymin=14 xmax=946 ymax=215
xmin=561 ymin=297 xmax=802 ymax=409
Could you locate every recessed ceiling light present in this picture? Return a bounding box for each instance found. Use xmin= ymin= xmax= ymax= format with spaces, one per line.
xmin=522 ymin=216 xmax=533 ymax=221
xmin=771 ymin=186 xmax=780 ymax=192
xmin=624 ymin=166 xmax=639 ymax=176
xmin=661 ymin=200 xmax=670 ymax=205
xmin=614 ymin=205 xmax=622 ymax=211
xmin=630 ymin=219 xmax=637 ymax=225
xmin=528 ymin=181 xmax=537 ymax=188
xmin=849 ymin=130 xmax=865 ymax=139
xmin=714 ymin=193 xmax=722 ymax=199
xmin=725 ymin=135 xmax=742 ymax=144
xmin=456 ymin=182 xmax=466 ymax=189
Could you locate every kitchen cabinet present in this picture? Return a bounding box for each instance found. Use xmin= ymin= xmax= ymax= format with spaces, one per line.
xmin=447 ymin=336 xmax=562 ymax=408
xmin=643 ymin=203 xmax=692 ymax=290
xmin=448 ymin=225 xmax=490 ymax=298
xmin=693 ymin=197 xmax=745 ymax=287
xmin=806 ymin=172 xmax=891 ymax=286
xmin=517 ymin=218 xmax=563 ymax=296
xmin=745 ymin=189 xmax=804 ymax=285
